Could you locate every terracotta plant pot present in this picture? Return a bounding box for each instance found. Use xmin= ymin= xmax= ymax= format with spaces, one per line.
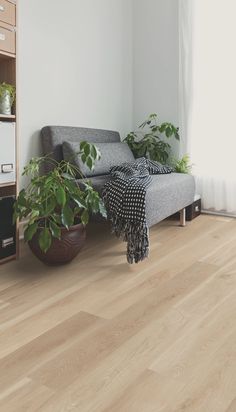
xmin=29 ymin=223 xmax=86 ymax=265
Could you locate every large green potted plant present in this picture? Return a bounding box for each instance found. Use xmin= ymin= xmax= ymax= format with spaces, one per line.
xmin=13 ymin=142 xmax=107 ymax=265
xmin=0 ymin=82 xmax=16 ymax=115
xmin=125 ymin=113 xmax=180 ymax=164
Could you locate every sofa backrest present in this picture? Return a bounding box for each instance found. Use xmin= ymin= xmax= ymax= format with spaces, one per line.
xmin=41 ymin=126 xmax=121 ymax=171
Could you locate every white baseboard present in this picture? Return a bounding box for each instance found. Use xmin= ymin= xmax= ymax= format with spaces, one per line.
xmin=202 ymin=210 xmax=236 ymax=218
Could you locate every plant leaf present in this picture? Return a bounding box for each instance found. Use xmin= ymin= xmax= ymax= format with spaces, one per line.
xmin=39 ymin=228 xmax=52 ymax=253
xmin=84 ymin=143 xmax=90 ymax=157
xmin=56 ymin=186 xmax=66 ymax=207
xmin=81 ymin=209 xmax=89 ymax=226
xmin=61 ymin=205 xmax=74 ymax=228
xmin=71 ymin=194 xmax=86 ymax=209
xmin=80 ymin=141 xmax=87 ymax=150
xmin=81 ymin=153 xmax=86 ymax=164
xmin=24 ymin=222 xmax=38 ymax=242
xmin=61 ymin=172 xmax=75 ymax=180
xmin=28 ymin=209 xmax=40 ymax=225
xmin=49 ymin=221 xmax=61 ymax=239
xmin=99 ymin=201 xmax=107 ymax=218
xmin=44 ymin=197 xmax=56 ymax=215
xmin=91 ymin=145 xmax=97 ymax=159
xmin=86 ymin=157 xmax=93 ymax=170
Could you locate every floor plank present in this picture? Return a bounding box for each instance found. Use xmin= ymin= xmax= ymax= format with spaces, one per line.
xmin=0 ymin=215 xmax=235 ymax=411
xmin=0 ymin=312 xmax=105 ymax=393
xmin=226 ymin=398 xmax=236 ymax=412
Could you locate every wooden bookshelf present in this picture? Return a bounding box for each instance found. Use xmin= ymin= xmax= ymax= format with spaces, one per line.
xmin=0 ymin=0 xmax=18 ymax=264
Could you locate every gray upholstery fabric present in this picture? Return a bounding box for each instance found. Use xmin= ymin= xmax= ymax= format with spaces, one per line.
xmin=41 ymin=126 xmax=120 ymax=172
xmin=146 ymin=173 xmax=195 ymax=227
xmin=63 ymin=141 xmax=135 ymax=177
xmin=78 ymin=173 xmax=195 ymax=228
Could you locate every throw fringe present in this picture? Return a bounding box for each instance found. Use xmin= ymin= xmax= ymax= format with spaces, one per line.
xmin=107 ymin=211 xmax=149 ymax=264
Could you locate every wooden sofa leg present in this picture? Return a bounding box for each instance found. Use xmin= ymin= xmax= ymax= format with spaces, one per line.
xmin=180 ymin=208 xmax=186 ymax=227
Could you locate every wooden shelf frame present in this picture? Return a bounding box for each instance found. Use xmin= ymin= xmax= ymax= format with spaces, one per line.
xmin=0 ymin=114 xmax=16 ymax=120
xmin=0 ymin=181 xmax=16 ymax=188
xmin=0 ymin=50 xmax=15 ymax=59
xmin=0 ymin=0 xmax=18 ymax=264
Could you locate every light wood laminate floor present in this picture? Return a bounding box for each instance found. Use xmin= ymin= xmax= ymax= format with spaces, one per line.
xmin=0 ymin=215 xmax=236 ymax=411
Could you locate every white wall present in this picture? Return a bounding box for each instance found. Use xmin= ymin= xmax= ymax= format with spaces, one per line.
xmin=133 ymin=0 xmax=179 ymax=153
xmin=17 ymin=0 xmax=180 ymax=187
xmin=17 ymin=0 xmax=133 ymax=187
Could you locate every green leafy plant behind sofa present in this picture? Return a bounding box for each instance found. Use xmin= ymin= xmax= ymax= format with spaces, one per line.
xmin=125 ymin=113 xmax=180 ymax=164
xmin=172 ymin=154 xmax=193 ymax=174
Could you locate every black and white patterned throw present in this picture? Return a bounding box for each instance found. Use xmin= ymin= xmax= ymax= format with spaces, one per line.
xmin=103 ymin=157 xmax=172 ymax=264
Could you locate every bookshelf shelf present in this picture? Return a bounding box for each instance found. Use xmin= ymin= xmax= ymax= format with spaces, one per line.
xmin=0 ymin=114 xmax=16 ymax=120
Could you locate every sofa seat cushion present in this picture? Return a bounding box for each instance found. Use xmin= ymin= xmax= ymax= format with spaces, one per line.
xmin=80 ymin=173 xmax=195 ymax=228
xmin=146 ymin=173 xmax=195 ymax=227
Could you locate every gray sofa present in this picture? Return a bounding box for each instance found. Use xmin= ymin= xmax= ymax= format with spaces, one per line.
xmin=41 ymin=126 xmax=195 ymax=227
